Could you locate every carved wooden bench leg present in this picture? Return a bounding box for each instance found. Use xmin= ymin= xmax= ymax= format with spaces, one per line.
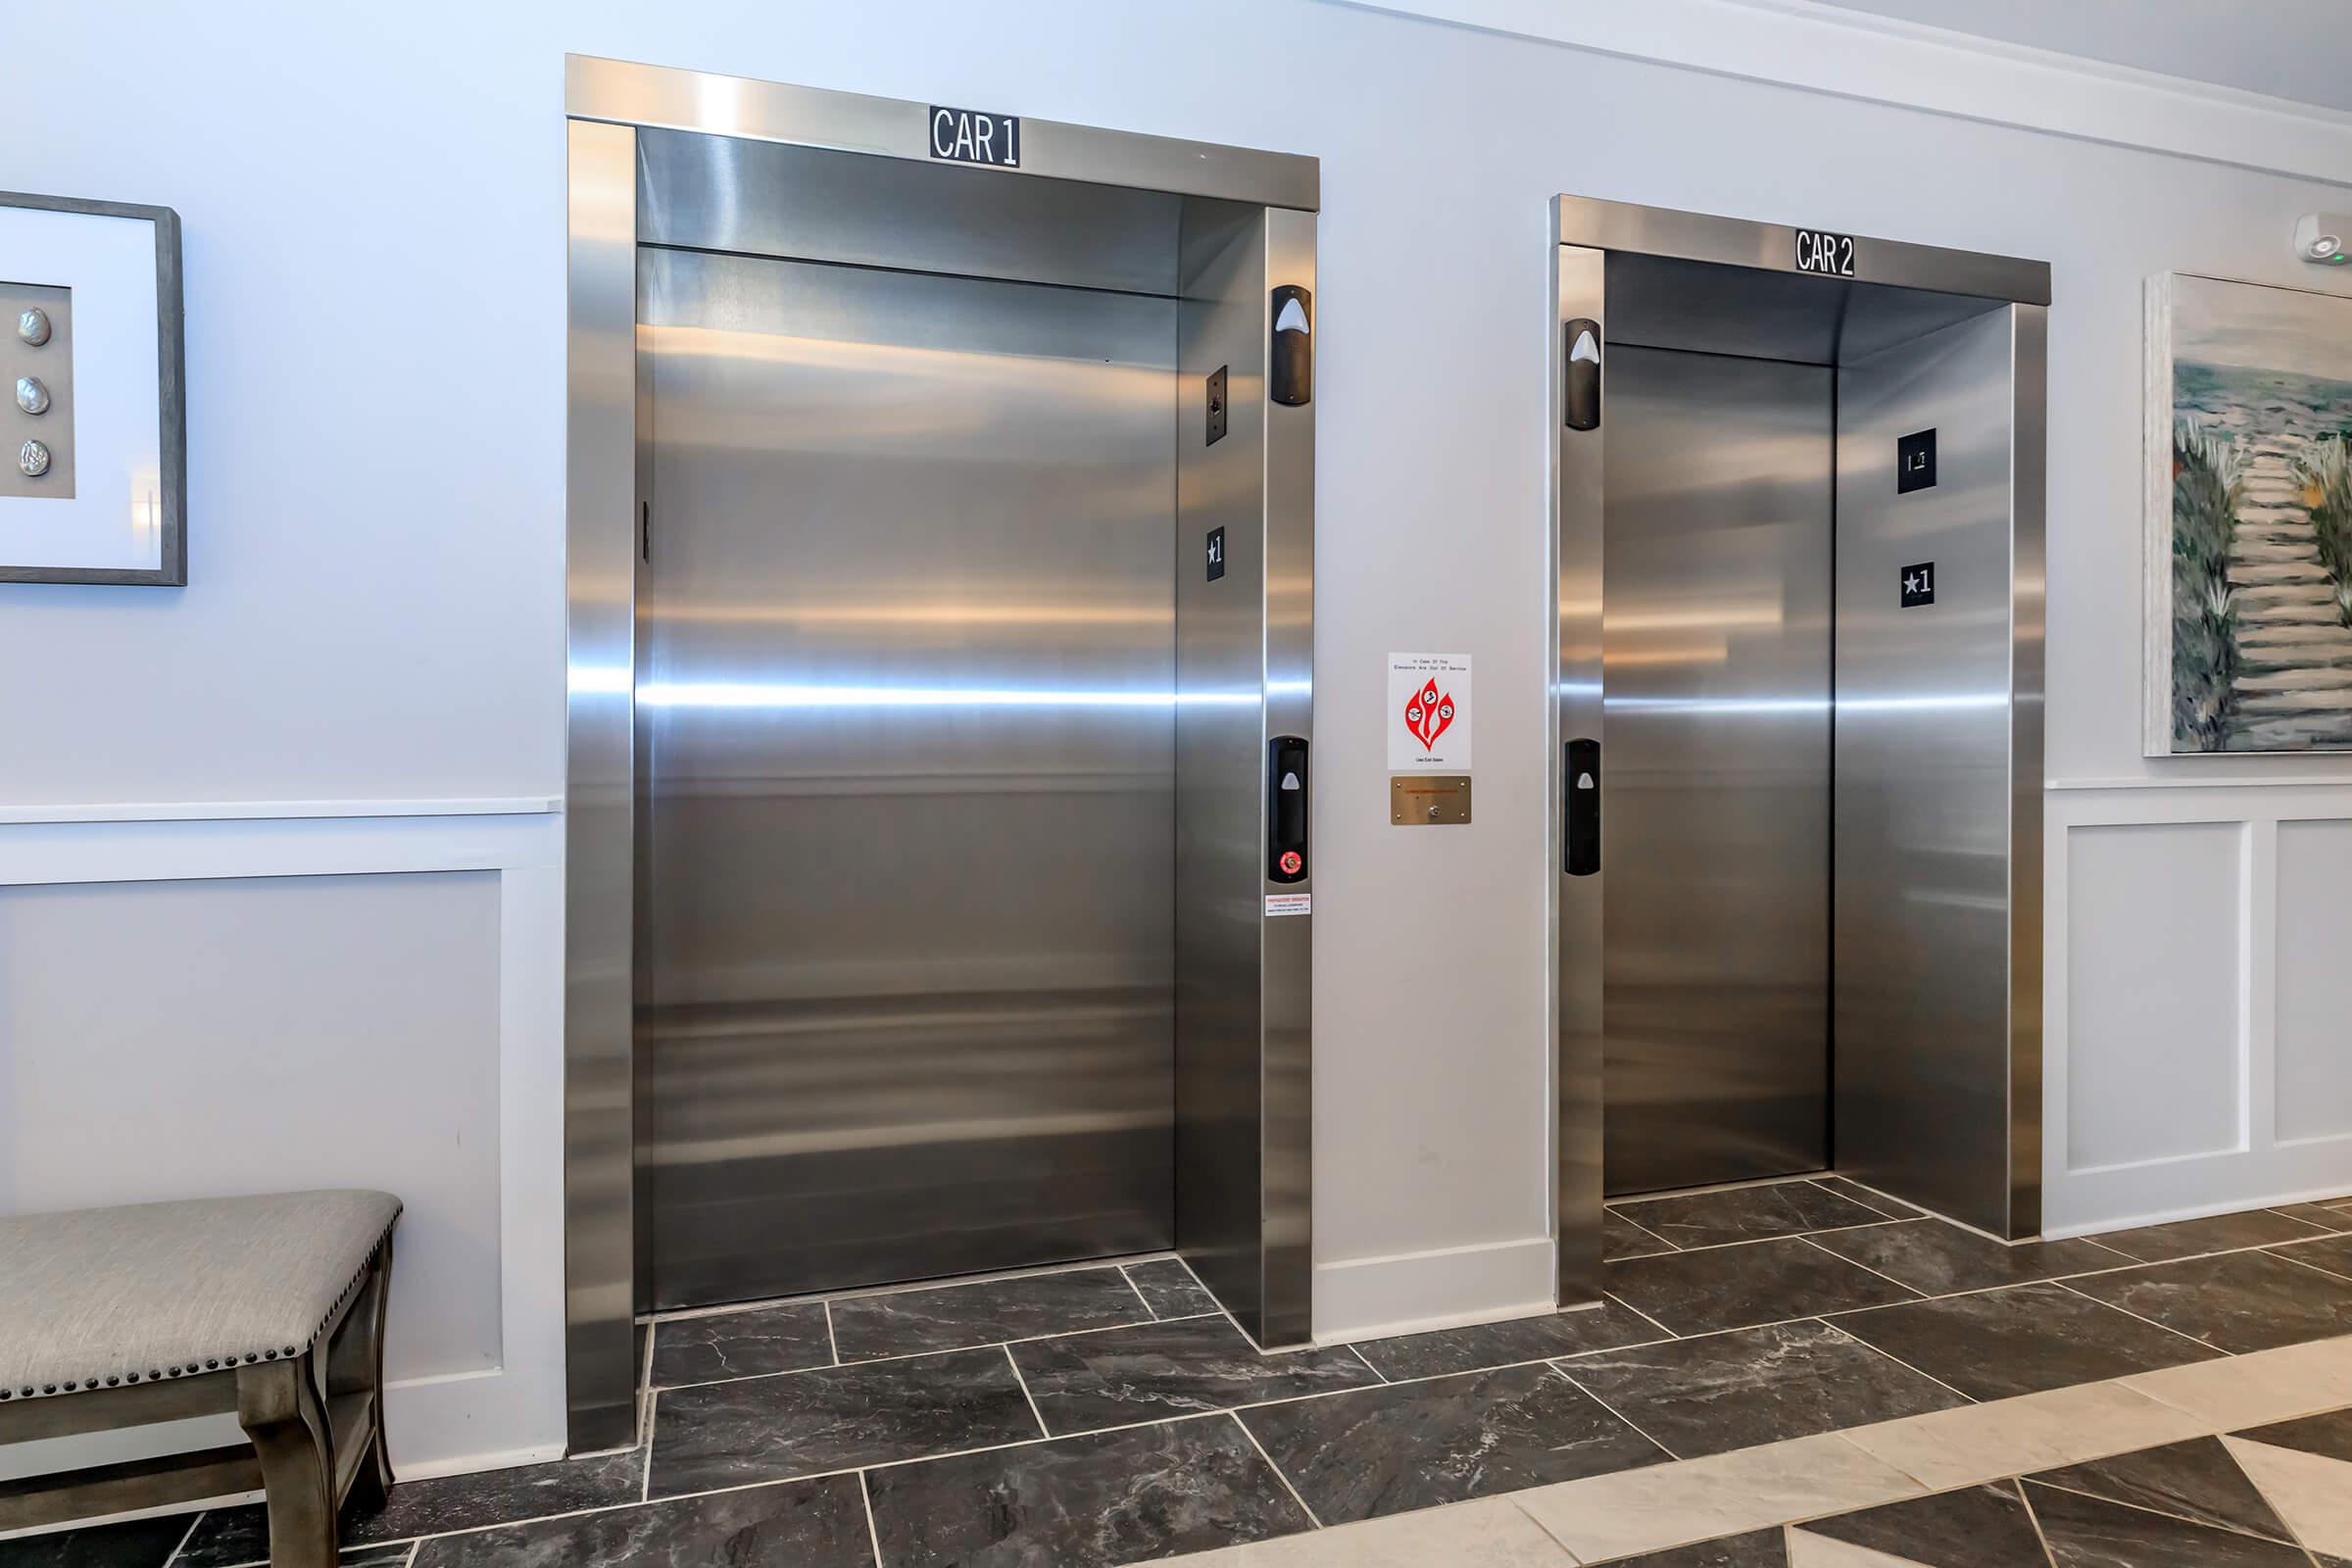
xmin=235 ymin=1357 xmax=336 ymax=1568
xmin=325 ymin=1237 xmax=396 ymax=1510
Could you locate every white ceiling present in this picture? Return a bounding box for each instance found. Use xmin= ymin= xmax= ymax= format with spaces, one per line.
xmin=1806 ymin=0 xmax=2352 ymax=113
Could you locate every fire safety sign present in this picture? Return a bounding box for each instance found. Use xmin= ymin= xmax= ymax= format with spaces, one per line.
xmin=1388 ymin=653 xmax=1472 ymax=770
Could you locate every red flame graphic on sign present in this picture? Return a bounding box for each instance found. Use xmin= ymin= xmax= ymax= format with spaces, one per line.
xmin=1402 ymin=677 xmax=1455 ymax=752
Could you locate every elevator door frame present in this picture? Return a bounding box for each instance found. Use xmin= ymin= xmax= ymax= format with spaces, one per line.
xmin=1547 ymin=196 xmax=2050 ymax=1304
xmin=564 ymin=55 xmax=1319 ymax=1452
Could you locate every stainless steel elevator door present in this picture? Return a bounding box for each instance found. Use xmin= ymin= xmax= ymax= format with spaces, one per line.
xmin=635 ymin=246 xmax=1179 ymax=1309
xmin=1602 ymin=347 xmax=1833 ymax=1196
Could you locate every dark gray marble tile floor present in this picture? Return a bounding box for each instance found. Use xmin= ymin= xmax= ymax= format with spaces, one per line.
xmin=1607 ymin=1180 xmax=1890 ymax=1250
xmin=0 ymin=1515 xmax=189 ymax=1568
xmin=1120 ymin=1258 xmax=1219 ymax=1319
xmin=1008 ymin=1313 xmax=1381 ymax=1435
xmin=1798 ymin=1478 xmax=2048 ymax=1564
xmin=176 ymin=1446 xmax=648 ymax=1564
xmin=1603 ymin=1235 xmax=1921 ymax=1335
xmin=1590 ymin=1529 xmax=1788 ymax=1566
xmin=2031 ymin=1436 xmax=2295 ymax=1543
xmin=2062 ymin=1248 xmax=2352 ymax=1353
xmin=411 ymin=1475 xmax=870 ymax=1567
xmin=1239 ymin=1361 xmax=1668 ymax=1521
xmin=1808 ymin=1218 xmax=2132 ymax=1296
xmin=2084 ymin=1207 xmax=2334 ymax=1263
xmin=22 ymin=1188 xmax=2352 ymax=1568
xmin=1352 ymin=1297 xmax=1666 ymax=1380
xmin=828 ymin=1266 xmax=1152 ymax=1362
xmin=649 ymin=1346 xmax=1040 ymax=1496
xmin=650 ymin=1300 xmax=832 ymax=1388
xmin=1554 ymin=1319 xmax=1968 ymax=1457
xmin=865 ymin=1416 xmax=1308 ymax=1565
xmin=1828 ymin=1280 xmax=2224 ymax=1400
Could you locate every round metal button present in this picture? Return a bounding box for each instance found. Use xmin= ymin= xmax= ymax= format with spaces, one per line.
xmin=14 ymin=375 xmax=48 ymax=416
xmin=16 ymin=308 xmax=51 ymax=347
xmin=19 ymin=439 xmax=51 ymax=478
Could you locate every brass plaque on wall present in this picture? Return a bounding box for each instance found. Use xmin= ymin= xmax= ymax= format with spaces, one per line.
xmin=1392 ymin=775 xmax=1471 ymax=824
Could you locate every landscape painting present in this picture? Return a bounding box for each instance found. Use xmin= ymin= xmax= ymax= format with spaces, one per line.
xmin=2149 ymin=272 xmax=2352 ymax=754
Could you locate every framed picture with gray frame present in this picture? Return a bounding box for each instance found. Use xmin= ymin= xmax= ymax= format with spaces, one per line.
xmin=2147 ymin=270 xmax=2352 ymax=754
xmin=0 ymin=190 xmax=184 ymax=585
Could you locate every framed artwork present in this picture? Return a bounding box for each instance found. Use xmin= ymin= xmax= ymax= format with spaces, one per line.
xmin=2147 ymin=272 xmax=2352 ymax=754
xmin=0 ymin=192 xmax=184 ymax=585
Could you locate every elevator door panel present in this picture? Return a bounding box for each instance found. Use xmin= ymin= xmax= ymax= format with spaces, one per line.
xmin=636 ymin=247 xmax=1178 ymax=1308
xmin=1602 ymin=347 xmax=1833 ymax=1195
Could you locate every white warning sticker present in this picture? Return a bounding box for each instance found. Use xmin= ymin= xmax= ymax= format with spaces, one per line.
xmin=1264 ymin=893 xmax=1312 ymax=917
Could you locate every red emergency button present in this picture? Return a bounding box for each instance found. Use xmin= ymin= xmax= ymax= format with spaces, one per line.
xmin=1279 ymin=850 xmax=1303 ymax=877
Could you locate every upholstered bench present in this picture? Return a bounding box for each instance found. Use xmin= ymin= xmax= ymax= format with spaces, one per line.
xmin=0 ymin=1191 xmax=400 ymax=1567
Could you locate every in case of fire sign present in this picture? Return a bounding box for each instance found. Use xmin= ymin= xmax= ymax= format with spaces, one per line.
xmin=1388 ymin=653 xmax=1472 ymax=770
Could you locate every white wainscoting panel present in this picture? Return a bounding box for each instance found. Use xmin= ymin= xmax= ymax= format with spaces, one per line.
xmin=2045 ymin=782 xmax=2352 ymax=1236
xmin=0 ymin=808 xmax=565 ymax=1482
xmin=2275 ymin=819 xmax=2352 ymax=1148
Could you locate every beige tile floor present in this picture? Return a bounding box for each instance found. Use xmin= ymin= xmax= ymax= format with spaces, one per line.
xmin=1166 ymin=1333 xmax=2352 ymax=1565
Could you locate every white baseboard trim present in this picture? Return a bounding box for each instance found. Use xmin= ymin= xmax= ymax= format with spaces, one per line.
xmin=1311 ymin=1234 xmax=1556 ymax=1345
xmin=2043 ymin=1176 xmax=2352 ymax=1242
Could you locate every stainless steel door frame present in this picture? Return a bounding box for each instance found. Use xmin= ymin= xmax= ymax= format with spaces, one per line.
xmin=1547 ymin=196 xmax=2050 ymax=1305
xmin=565 ymin=56 xmax=1319 ymax=1449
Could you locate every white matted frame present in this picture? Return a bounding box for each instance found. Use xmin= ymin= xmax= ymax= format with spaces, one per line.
xmin=2145 ymin=270 xmax=2352 ymax=756
xmin=0 ymin=192 xmax=185 ymax=586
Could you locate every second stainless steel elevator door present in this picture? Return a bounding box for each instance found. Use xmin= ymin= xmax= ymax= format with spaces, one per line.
xmin=634 ymin=246 xmax=1179 ymax=1309
xmin=1602 ymin=347 xmax=1833 ymax=1196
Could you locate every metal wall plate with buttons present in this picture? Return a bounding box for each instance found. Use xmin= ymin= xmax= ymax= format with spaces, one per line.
xmin=1 ymin=282 xmax=74 ymax=500
xmin=1392 ymin=774 xmax=1472 ymax=824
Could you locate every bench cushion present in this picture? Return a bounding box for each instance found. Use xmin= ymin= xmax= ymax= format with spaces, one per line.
xmin=0 ymin=1191 xmax=400 ymax=1402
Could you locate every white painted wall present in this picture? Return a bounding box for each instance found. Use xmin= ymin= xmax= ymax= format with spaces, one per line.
xmin=4 ymin=0 xmax=2350 ymax=1474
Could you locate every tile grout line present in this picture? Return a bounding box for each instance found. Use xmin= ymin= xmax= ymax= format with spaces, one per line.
xmin=641 ymin=1387 xmax=657 ymax=1501
xmin=1545 ymin=1358 xmax=1687 ymax=1461
xmin=1792 ymin=1232 xmax=1931 ymax=1303
xmin=165 ymin=1509 xmax=204 ymax=1566
xmin=2049 ymin=1278 xmax=2243 ymax=1357
xmin=2270 ymin=1244 xmax=2352 ymax=1288
xmin=1117 ymin=1263 xmax=1161 ymax=1321
xmin=1609 ymin=1209 xmax=1683 ymax=1253
xmin=1227 ymin=1410 xmax=1324 ymax=1531
xmin=858 ymin=1470 xmax=887 ymax=1568
xmin=1814 ymin=1317 xmax=1984 ymax=1410
xmin=2023 ymin=1474 xmax=2318 ymax=1553
xmin=1600 ymin=1289 xmax=1680 ymax=1342
xmin=642 ymin=1252 xmax=1185 ymax=1326
xmin=1002 ymin=1344 xmax=1051 ymax=1440
xmin=655 ymin=1311 xmax=1225 ymax=1394
xmin=2008 ymin=1477 xmax=2063 ymax=1568
xmin=823 ymin=1299 xmax=841 ymax=1366
xmin=1348 ymin=1343 xmax=1390 ymax=1383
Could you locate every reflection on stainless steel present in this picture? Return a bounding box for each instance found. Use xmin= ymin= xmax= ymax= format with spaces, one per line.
xmin=1602 ymin=346 xmax=1832 ymax=1196
xmin=567 ymin=56 xmax=1320 ymax=1422
xmin=1551 ymin=198 xmax=2050 ymax=1292
xmin=564 ymin=116 xmax=641 ymax=1455
xmin=1552 ymin=242 xmax=1606 ymax=1304
xmin=636 ymin=245 xmax=1180 ymax=1308
xmin=1835 ymin=308 xmax=2036 ymax=1239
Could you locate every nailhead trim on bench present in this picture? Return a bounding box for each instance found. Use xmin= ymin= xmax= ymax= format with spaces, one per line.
xmin=0 ymin=1217 xmax=395 ymax=1402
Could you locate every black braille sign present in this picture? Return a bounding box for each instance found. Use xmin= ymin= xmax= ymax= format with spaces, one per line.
xmin=1901 ymin=563 xmax=1936 ymax=609
xmin=1898 ymin=428 xmax=1937 ymax=494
